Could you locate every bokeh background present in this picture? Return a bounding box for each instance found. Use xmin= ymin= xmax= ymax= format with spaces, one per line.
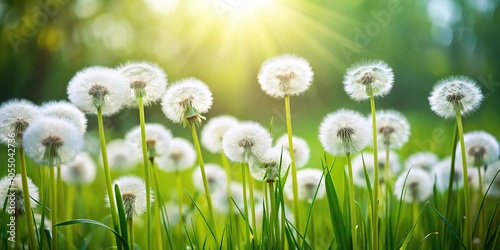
xmin=1 ymin=0 xmax=500 ymax=167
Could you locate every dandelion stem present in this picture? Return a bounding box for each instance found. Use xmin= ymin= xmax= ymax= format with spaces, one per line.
xmin=346 ymin=153 xmax=357 ymax=250
xmin=128 ymin=217 xmax=134 ymax=250
xmin=455 ymin=105 xmax=472 ymax=250
xmin=477 ymin=167 xmax=485 ymax=241
xmin=443 ymin=124 xmax=459 ymax=249
xmin=241 ymin=162 xmax=251 ymax=245
xmin=19 ymin=147 xmax=37 ymax=249
xmin=246 ymin=163 xmax=258 ymax=240
xmin=50 ymin=167 xmax=58 ymax=250
xmin=97 ymin=107 xmax=122 ymax=249
xmin=150 ymin=160 xmax=164 ymax=250
xmin=188 ymin=120 xmax=218 ymax=238
xmin=175 ymin=170 xmax=185 ymax=237
xmin=269 ymin=181 xmax=279 ymax=245
xmin=284 ymin=95 xmax=301 ymax=237
xmin=369 ymin=93 xmax=380 ymax=250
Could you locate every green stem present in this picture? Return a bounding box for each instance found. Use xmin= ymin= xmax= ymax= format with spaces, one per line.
xmin=346 ymin=153 xmax=357 ymax=250
xmin=137 ymin=96 xmax=152 ymax=250
xmin=268 ymin=182 xmax=277 ymax=245
xmin=241 ymin=163 xmax=251 ymax=245
xmin=246 ymin=163 xmax=257 ymax=240
xmin=128 ymin=217 xmax=134 ymax=250
xmin=97 ymin=107 xmax=122 ymax=249
xmin=284 ymin=96 xmax=301 ymax=237
xmin=188 ymin=120 xmax=218 ymax=238
xmin=369 ymin=94 xmax=380 ymax=250
xmin=175 ymin=170 xmax=185 ymax=236
xmin=150 ymin=160 xmax=164 ymax=250
xmin=66 ymin=184 xmax=75 ymax=249
xmin=50 ymin=167 xmax=58 ymax=250
xmin=220 ymin=153 xmax=235 ymax=218
xmin=19 ymin=148 xmax=37 ymax=249
xmin=477 ymin=167 xmax=485 ymax=242
xmin=442 ymin=124 xmax=459 ymax=249
xmin=455 ymin=106 xmax=472 ymax=250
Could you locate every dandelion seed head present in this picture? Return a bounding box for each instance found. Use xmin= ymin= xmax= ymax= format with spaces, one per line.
xmin=249 ymin=147 xmax=291 ymax=182
xmin=276 ymin=134 xmax=310 ymax=168
xmin=459 ymin=131 xmax=499 ymax=167
xmin=201 ymin=115 xmax=239 ymax=154
xmin=428 ymin=76 xmax=483 ymax=119
xmin=161 ymin=78 xmax=213 ymax=124
xmin=404 ymin=152 xmax=439 ymax=172
xmin=0 ymin=176 xmax=39 ymax=216
xmin=484 ymin=160 xmax=500 ymax=197
xmin=394 ymin=168 xmax=433 ymax=203
xmin=319 ymin=109 xmax=371 ymax=156
xmin=40 ymin=101 xmax=87 ymax=133
xmin=23 ymin=117 xmax=83 ymax=166
xmin=67 ymin=66 xmax=130 ymax=116
xmin=192 ymin=163 xmax=227 ymax=194
xmin=285 ymin=168 xmax=325 ymax=203
xmin=372 ymin=110 xmax=410 ymax=149
xmin=0 ymin=99 xmax=39 ymax=147
xmin=343 ymin=60 xmax=394 ymax=101
xmin=157 ymin=137 xmax=196 ymax=172
xmin=104 ymin=139 xmax=140 ymax=171
xmin=257 ymin=54 xmax=314 ymax=98
xmin=61 ymin=152 xmax=97 ymax=185
xmin=125 ymin=123 xmax=172 ymax=160
xmin=222 ymin=121 xmax=272 ymax=163
xmin=431 ymin=157 xmax=464 ymax=192
xmin=105 ymin=176 xmax=153 ymax=217
xmin=117 ymin=61 xmax=168 ymax=107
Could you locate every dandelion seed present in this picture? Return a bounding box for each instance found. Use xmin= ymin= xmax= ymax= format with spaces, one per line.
xmin=276 ymin=134 xmax=310 ymax=168
xmin=192 ymin=163 xmax=227 ymax=194
xmin=104 ymin=139 xmax=140 ymax=171
xmin=394 ymin=168 xmax=433 ymax=203
xmin=484 ymin=160 xmax=500 ymax=196
xmin=458 ymin=131 xmax=499 ymax=167
xmin=319 ymin=109 xmax=371 ymax=156
xmin=0 ymin=99 xmax=39 ymax=147
xmin=61 ymin=152 xmax=97 ymax=185
xmin=249 ymin=147 xmax=291 ymax=182
xmin=67 ymin=66 xmax=130 ymax=116
xmin=371 ymin=110 xmax=410 ymax=149
xmin=117 ymin=61 xmax=168 ymax=107
xmin=0 ymin=176 xmax=39 ymax=216
xmin=285 ymin=168 xmax=325 ymax=203
xmin=404 ymin=152 xmax=439 ymax=172
xmin=161 ymin=78 xmax=213 ymax=126
xmin=23 ymin=117 xmax=83 ymax=166
xmin=40 ymin=101 xmax=87 ymax=133
xmin=105 ymin=176 xmax=153 ymax=218
xmin=428 ymin=76 xmax=483 ymax=119
xmin=257 ymin=54 xmax=314 ymax=98
xmin=431 ymin=157 xmax=464 ymax=192
xmin=125 ymin=123 xmax=172 ymax=160
xmin=222 ymin=121 xmax=273 ymax=163
xmin=351 ymin=151 xmax=401 ymax=187
xmin=343 ymin=60 xmax=394 ymax=101
xmin=201 ymin=115 xmax=239 ymax=154
xmin=156 ymin=137 xmax=196 ymax=172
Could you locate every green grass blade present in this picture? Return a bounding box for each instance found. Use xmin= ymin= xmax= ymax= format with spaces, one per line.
xmin=427 ymin=202 xmax=466 ymax=249
xmin=114 ymin=184 xmax=128 ymax=244
xmin=186 ymin=192 xmax=218 ymax=243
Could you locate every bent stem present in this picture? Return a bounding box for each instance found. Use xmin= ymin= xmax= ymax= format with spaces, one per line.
xmin=97 ymin=107 xmax=122 ymax=249
xmin=369 ymin=93 xmax=380 ymax=250
xmin=19 ymin=147 xmax=37 ymax=249
xmin=455 ymin=105 xmax=472 ymax=250
xmin=346 ymin=153 xmax=357 ymax=250
xmin=188 ymin=119 xmax=218 ymax=238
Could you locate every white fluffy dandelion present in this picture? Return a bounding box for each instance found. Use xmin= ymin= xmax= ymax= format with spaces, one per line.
xmin=404 ymin=152 xmax=439 ymax=172
xmin=104 ymin=139 xmax=140 ymax=171
xmin=343 ymin=60 xmax=394 ymax=101
xmin=371 ymin=110 xmax=410 ymax=149
xmin=67 ymin=66 xmax=130 ymax=116
xmin=125 ymin=123 xmax=172 ymax=160
xmin=23 ymin=117 xmax=83 ymax=166
xmin=458 ymin=131 xmax=499 ymax=167
xmin=257 ymin=54 xmax=314 ymax=98
xmin=105 ymin=176 xmax=153 ymax=218
xmin=192 ymin=163 xmax=227 ymax=194
xmin=222 ymin=121 xmax=273 ymax=163
xmin=0 ymin=175 xmax=39 ymax=216
xmin=161 ymin=78 xmax=213 ymax=125
xmin=319 ymin=109 xmax=371 ymax=156
xmin=40 ymin=101 xmax=87 ymax=133
xmin=431 ymin=157 xmax=464 ymax=192
xmin=0 ymin=99 xmax=39 ymax=147
xmin=394 ymin=168 xmax=433 ymax=203
xmin=249 ymin=147 xmax=291 ymax=182
xmin=276 ymin=134 xmax=310 ymax=168
xmin=117 ymin=61 xmax=168 ymax=107
xmin=484 ymin=160 xmax=500 ymax=197
xmin=428 ymin=76 xmax=483 ymax=119
xmin=351 ymin=151 xmax=401 ymax=187
xmin=156 ymin=137 xmax=196 ymax=172
xmin=60 ymin=152 xmax=97 ymax=185
xmin=285 ymin=168 xmax=325 ymax=203
xmin=201 ymin=115 xmax=239 ymax=154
